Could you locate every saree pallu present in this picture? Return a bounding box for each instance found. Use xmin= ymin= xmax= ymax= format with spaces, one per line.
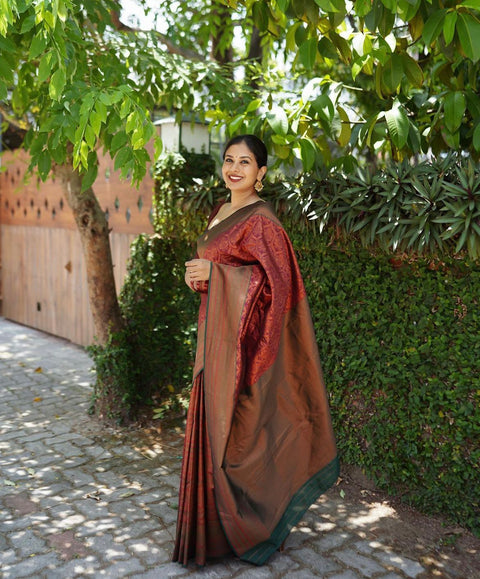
xmin=173 ymin=201 xmax=339 ymax=566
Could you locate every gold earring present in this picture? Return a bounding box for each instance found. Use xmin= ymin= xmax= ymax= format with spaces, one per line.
xmin=254 ymin=180 xmax=264 ymax=192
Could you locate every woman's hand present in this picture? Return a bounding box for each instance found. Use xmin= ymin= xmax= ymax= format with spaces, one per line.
xmin=185 ymin=259 xmax=211 ymax=289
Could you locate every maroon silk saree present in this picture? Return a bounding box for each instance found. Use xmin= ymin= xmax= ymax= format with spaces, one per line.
xmin=173 ymin=201 xmax=339 ymax=566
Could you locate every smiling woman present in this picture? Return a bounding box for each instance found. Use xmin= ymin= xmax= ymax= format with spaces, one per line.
xmin=173 ymin=134 xmax=339 ymax=567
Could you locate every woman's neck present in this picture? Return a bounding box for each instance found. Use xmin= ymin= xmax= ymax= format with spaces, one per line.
xmin=230 ymin=190 xmax=260 ymax=209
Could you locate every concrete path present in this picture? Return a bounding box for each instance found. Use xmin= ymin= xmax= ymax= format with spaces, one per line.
xmin=0 ymin=317 xmax=478 ymax=578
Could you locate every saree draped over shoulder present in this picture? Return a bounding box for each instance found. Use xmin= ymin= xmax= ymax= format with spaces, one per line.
xmin=173 ymin=201 xmax=339 ymax=566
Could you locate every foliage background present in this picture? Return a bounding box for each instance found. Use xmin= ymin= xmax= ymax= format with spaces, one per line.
xmin=96 ymin=150 xmax=480 ymax=537
xmin=295 ymin=232 xmax=480 ymax=536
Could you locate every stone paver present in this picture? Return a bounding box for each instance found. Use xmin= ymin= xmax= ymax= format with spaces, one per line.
xmin=0 ymin=317 xmax=478 ymax=578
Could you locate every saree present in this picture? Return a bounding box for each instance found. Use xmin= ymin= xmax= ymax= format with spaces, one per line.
xmin=172 ymin=201 xmax=339 ymax=566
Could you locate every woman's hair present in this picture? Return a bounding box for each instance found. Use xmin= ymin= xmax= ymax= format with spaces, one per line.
xmin=223 ymin=134 xmax=268 ymax=168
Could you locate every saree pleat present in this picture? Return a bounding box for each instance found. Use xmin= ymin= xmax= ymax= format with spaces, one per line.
xmin=172 ymin=371 xmax=232 ymax=566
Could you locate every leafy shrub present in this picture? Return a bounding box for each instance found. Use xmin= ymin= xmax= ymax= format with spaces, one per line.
xmin=87 ymin=328 xmax=139 ymax=423
xmin=118 ymin=234 xmax=199 ymax=402
xmin=289 ymin=227 xmax=480 ymax=535
xmin=152 ymin=149 xmax=220 ymax=239
xmin=276 ymin=154 xmax=480 ymax=259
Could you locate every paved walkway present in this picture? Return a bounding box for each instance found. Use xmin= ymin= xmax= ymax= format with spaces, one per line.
xmin=0 ymin=317 xmax=478 ymax=579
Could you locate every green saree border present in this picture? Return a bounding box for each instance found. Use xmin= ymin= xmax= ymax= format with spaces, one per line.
xmin=239 ymin=455 xmax=340 ymax=566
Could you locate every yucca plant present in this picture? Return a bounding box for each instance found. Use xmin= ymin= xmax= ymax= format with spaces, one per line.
xmin=435 ymin=160 xmax=480 ymax=259
xmin=401 ymin=175 xmax=446 ymax=254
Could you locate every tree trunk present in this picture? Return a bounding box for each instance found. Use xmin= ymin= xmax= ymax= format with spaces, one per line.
xmin=246 ymin=26 xmax=263 ymax=91
xmin=57 ymin=162 xmax=124 ymax=345
xmin=56 ymin=162 xmax=132 ymax=423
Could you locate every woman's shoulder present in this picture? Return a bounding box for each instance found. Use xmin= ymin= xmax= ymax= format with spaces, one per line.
xmin=251 ymin=200 xmax=282 ymax=226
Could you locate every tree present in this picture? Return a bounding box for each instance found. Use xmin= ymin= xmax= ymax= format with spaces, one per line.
xmin=0 ymin=0 xmax=233 ymax=418
xmin=211 ymin=0 xmax=480 ymax=170
xmin=2 ymin=0 xmax=479 ymax=419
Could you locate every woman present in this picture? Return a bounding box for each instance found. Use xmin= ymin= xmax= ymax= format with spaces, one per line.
xmin=172 ymin=134 xmax=339 ymax=567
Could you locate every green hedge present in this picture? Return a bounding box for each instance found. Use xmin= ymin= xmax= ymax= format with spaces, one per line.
xmin=118 ymin=235 xmax=198 ymax=401
xmin=289 ymin=228 xmax=480 ymax=535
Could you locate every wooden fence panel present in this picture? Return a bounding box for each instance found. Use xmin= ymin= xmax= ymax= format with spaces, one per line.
xmin=1 ymin=225 xmax=137 ymax=345
xmin=0 ymin=148 xmax=155 ymax=345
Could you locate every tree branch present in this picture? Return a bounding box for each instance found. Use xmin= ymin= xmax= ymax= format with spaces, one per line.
xmin=0 ymin=105 xmax=30 ymax=132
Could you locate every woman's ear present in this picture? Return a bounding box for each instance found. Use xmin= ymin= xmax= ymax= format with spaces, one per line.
xmin=257 ymin=166 xmax=267 ymax=181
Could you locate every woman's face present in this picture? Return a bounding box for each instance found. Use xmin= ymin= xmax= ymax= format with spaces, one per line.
xmin=222 ymin=142 xmax=266 ymax=194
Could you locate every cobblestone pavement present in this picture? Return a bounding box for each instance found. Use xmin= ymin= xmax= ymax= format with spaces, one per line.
xmin=1 ymin=317 xmax=479 ymax=579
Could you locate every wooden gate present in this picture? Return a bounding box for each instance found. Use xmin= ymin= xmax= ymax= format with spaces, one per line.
xmin=0 ymin=149 xmax=154 ymax=345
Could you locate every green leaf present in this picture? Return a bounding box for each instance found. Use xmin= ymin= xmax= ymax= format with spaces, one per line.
xmin=422 ymin=10 xmax=446 ymax=47
xmin=472 ymin=123 xmax=480 ymax=151
xmin=378 ymin=4 xmax=395 ymax=36
xmin=0 ymin=56 xmax=14 ymax=83
xmin=49 ymin=67 xmax=66 ymax=101
xmin=81 ymin=163 xmax=98 ymax=193
xmin=314 ymin=0 xmax=343 ymax=12
xmin=273 ymin=142 xmax=291 ymax=159
xmin=126 ymin=111 xmax=140 ymax=134
xmin=443 ymin=11 xmax=458 ymax=46
xmin=114 ymin=145 xmax=133 ymax=172
xmin=38 ymin=51 xmax=55 ymax=83
xmin=330 ymin=31 xmax=351 ymax=63
xmin=382 ymin=54 xmax=404 ymax=93
xmin=267 ymin=107 xmax=289 ymax=136
xmin=299 ymin=37 xmax=318 ymax=70
xmin=0 ymin=36 xmax=17 ymax=54
xmin=228 ymin=114 xmax=245 ymax=134
xmin=401 ymin=54 xmax=424 ymax=87
xmin=37 ymin=150 xmax=51 ymax=180
xmin=299 ymin=137 xmax=317 ymax=171
xmin=442 ymin=128 xmax=460 ymax=148
xmin=29 ymin=31 xmax=48 ymax=59
xmin=277 ymin=0 xmax=290 ymax=11
xmin=246 ymin=98 xmax=262 ymax=113
xmin=0 ymin=80 xmax=7 ymax=100
xmin=294 ymin=23 xmax=308 ymax=48
xmin=459 ymin=0 xmax=480 ymax=8
xmin=95 ymin=100 xmax=108 ymax=124
xmin=286 ymin=23 xmax=302 ymax=52
xmin=336 ymin=105 xmax=351 ymax=147
xmin=131 ymin=127 xmax=145 ymax=150
xmin=252 ymin=1 xmax=270 ymax=32
xmin=84 ymin=124 xmax=96 ymax=149
xmin=292 ymin=0 xmax=307 ymax=18
xmin=317 ymin=37 xmax=337 ymax=60
xmin=406 ymin=119 xmax=422 ymax=154
xmin=457 ymin=12 xmax=480 ymax=62
xmin=444 ymin=91 xmax=466 ymax=133
xmin=385 ymin=105 xmax=409 ymax=149
xmin=89 ymin=112 xmax=102 ymax=137
xmin=355 ymin=0 xmax=372 ymax=17
xmin=20 ymin=13 xmax=36 ymax=34
xmin=119 ymin=98 xmax=131 ymax=120
xmin=311 ymin=94 xmax=335 ymax=122
xmin=466 ymin=89 xmax=480 ymax=118
xmin=397 ymin=0 xmax=421 ymax=21
xmin=111 ymin=131 xmax=129 ymax=154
